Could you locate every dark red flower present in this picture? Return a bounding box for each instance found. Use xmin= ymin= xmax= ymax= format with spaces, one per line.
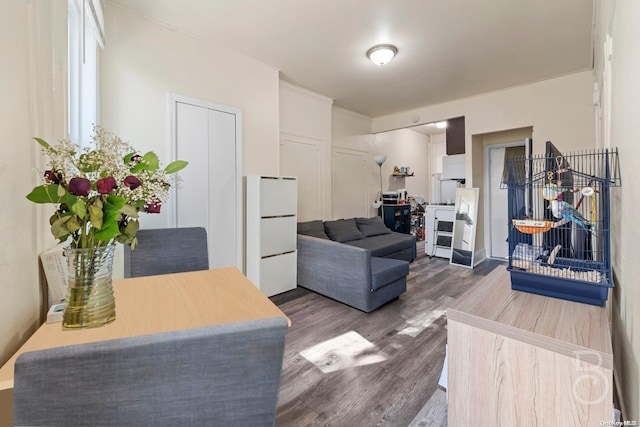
xmin=44 ymin=170 xmax=61 ymax=184
xmin=144 ymin=201 xmax=162 ymax=213
xmin=123 ymin=175 xmax=141 ymax=190
xmin=68 ymin=177 xmax=91 ymax=196
xmin=96 ymin=176 xmax=117 ymax=194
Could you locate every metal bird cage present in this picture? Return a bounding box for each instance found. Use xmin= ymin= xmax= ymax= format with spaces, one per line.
xmin=505 ymin=142 xmax=621 ymax=306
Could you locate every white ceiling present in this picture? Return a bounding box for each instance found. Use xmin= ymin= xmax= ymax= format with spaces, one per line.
xmin=108 ymin=0 xmax=595 ymax=118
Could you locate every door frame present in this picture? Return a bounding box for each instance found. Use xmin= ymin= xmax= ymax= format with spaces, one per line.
xmin=483 ymin=138 xmax=531 ymax=259
xmin=168 ymin=93 xmax=243 ymax=270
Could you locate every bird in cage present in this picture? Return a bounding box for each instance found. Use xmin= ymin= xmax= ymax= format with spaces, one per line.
xmin=550 ymin=194 xmax=590 ymax=232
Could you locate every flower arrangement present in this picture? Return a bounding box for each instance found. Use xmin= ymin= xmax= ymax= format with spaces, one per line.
xmin=26 ymin=126 xmax=188 ymax=250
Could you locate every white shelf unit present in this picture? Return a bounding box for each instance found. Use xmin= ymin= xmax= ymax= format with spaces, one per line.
xmin=424 ymin=205 xmax=455 ymax=258
xmin=246 ymin=176 xmax=297 ymax=297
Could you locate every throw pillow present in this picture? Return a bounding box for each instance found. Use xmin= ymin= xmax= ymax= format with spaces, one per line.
xmin=356 ymin=216 xmax=392 ymax=237
xmin=297 ymin=220 xmax=329 ymax=239
xmin=323 ymin=218 xmax=363 ymax=242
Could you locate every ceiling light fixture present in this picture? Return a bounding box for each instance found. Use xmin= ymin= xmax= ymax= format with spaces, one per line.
xmin=435 ymin=121 xmax=448 ymax=129
xmin=367 ymin=44 xmax=398 ymax=66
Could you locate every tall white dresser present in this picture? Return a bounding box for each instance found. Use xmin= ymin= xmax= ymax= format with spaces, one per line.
xmin=245 ymin=176 xmax=297 ymax=297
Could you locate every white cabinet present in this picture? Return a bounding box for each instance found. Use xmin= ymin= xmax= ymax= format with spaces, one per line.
xmin=246 ymin=176 xmax=297 ymax=297
xmin=424 ymin=205 xmax=455 ymax=258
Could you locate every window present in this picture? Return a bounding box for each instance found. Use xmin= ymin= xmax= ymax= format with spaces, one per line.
xmin=68 ymin=0 xmax=104 ymax=147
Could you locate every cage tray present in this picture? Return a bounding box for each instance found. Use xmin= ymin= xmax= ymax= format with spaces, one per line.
xmin=509 ymin=268 xmax=610 ymax=307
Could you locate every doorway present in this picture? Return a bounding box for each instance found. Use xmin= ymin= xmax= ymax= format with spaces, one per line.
xmin=170 ymin=94 xmax=243 ymax=270
xmin=485 ymin=139 xmax=530 ymax=259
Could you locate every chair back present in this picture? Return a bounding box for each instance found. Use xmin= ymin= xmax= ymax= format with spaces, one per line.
xmin=124 ymin=227 xmax=209 ymax=278
xmin=13 ymin=317 xmax=288 ymax=427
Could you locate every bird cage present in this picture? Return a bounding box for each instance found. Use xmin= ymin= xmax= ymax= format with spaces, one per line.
xmin=505 ymin=142 xmax=621 ymax=306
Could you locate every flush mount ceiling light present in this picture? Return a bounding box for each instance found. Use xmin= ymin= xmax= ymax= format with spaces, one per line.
xmin=367 ymin=44 xmax=398 ymax=66
xmin=436 ymin=121 xmax=448 ymax=129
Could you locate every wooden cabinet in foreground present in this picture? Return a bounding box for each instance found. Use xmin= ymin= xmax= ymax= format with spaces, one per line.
xmin=447 ymin=267 xmax=613 ymax=426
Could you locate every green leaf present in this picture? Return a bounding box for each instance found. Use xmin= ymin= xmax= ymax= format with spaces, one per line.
xmin=129 ymin=162 xmax=147 ymax=174
xmin=51 ymin=216 xmax=71 ymax=238
xmin=66 ymin=216 xmax=81 ymax=233
xmin=105 ymin=195 xmax=126 ymax=213
xmin=95 ymin=220 xmax=120 ymax=242
xmin=143 ymin=151 xmax=159 ymax=171
xmin=27 ymin=185 xmax=64 ymax=204
xmin=34 ymin=137 xmax=53 ymax=151
xmin=71 ymin=199 xmax=86 ymax=219
xmin=120 ymin=204 xmax=139 ymax=218
xmin=88 ymin=204 xmax=103 ymax=229
xmin=164 ymin=160 xmax=188 ymax=174
xmin=124 ymin=219 xmax=139 ymax=237
xmin=124 ymin=152 xmax=136 ymax=164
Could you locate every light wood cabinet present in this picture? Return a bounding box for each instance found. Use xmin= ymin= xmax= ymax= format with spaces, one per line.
xmin=447 ymin=267 xmax=613 ymax=426
xmin=246 ymin=176 xmax=297 ymax=297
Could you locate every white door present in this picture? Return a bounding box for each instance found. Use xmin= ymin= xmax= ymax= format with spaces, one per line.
xmin=332 ymin=148 xmax=368 ymax=219
xmin=489 ymin=147 xmax=509 ymax=258
xmin=172 ymin=96 xmax=242 ymax=270
xmin=280 ymin=134 xmax=322 ymax=221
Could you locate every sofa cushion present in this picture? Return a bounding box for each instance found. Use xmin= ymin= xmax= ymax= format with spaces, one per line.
xmin=355 ymin=217 xmax=391 ymax=237
xmin=297 ymin=220 xmax=329 ymax=239
xmin=323 ymin=219 xmax=363 ymax=242
xmin=344 ymin=233 xmax=413 ymax=257
xmin=370 ymin=257 xmax=409 ymax=291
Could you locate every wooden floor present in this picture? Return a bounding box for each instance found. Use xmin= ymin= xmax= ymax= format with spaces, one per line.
xmin=272 ymin=244 xmax=504 ymax=427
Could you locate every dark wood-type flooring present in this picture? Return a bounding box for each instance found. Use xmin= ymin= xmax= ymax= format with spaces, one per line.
xmin=271 ymin=244 xmax=504 ymax=426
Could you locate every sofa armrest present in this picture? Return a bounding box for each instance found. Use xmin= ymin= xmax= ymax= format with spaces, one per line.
xmin=297 ymin=234 xmax=372 ymax=300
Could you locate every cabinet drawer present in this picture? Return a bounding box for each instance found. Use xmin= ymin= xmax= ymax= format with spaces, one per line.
xmin=260 ymin=178 xmax=297 ymax=217
xmin=260 ymin=216 xmax=296 ymax=256
xmin=259 ymin=251 xmax=297 ymax=297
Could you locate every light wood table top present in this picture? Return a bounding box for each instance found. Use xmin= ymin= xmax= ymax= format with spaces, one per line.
xmin=447 ymin=266 xmax=612 ymax=369
xmin=0 ymin=267 xmax=290 ymax=391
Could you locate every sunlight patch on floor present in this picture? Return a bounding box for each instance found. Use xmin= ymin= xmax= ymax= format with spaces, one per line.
xmin=300 ymin=330 xmax=387 ymax=374
xmin=397 ymin=309 xmax=446 ymax=337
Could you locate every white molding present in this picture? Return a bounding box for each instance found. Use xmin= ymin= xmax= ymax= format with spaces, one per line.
xmin=332 ymin=105 xmax=372 ymax=121
xmin=279 ymin=80 xmax=334 ymax=104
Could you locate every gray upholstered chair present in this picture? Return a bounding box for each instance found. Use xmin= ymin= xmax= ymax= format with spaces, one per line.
xmin=13 ymin=317 xmax=288 ymax=427
xmin=124 ymin=227 xmax=209 ymax=278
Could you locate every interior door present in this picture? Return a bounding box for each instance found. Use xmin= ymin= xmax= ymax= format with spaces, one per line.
xmin=489 ymin=147 xmax=509 ymax=258
xmin=280 ymin=134 xmax=322 ymax=221
xmin=487 ymin=140 xmax=529 ymax=259
xmin=332 ymin=148 xmax=368 ymax=219
xmin=173 ymin=97 xmax=242 ymax=270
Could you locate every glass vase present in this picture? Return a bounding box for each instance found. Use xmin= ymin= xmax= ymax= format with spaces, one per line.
xmin=62 ymin=244 xmax=116 ymax=329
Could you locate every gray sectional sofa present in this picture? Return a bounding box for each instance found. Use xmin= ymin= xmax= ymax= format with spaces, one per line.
xmin=296 ymin=217 xmax=416 ymax=312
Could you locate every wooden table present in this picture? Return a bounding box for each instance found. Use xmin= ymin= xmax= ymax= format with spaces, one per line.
xmin=0 ymin=267 xmax=289 ymax=426
xmin=447 ymin=266 xmax=613 ymax=426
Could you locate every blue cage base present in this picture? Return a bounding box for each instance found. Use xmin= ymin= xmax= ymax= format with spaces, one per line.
xmin=509 ymin=269 xmax=610 ymax=307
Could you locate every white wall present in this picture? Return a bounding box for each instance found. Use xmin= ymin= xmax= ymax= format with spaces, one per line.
xmin=279 ymin=82 xmax=333 ymax=219
xmin=331 ymin=107 xmax=376 ymax=217
xmin=373 ymin=128 xmax=430 ymax=200
xmin=373 ymin=70 xmax=596 ymax=166
xmin=0 ymin=0 xmax=40 ymax=373
xmin=101 ymin=4 xmax=281 ymax=229
xmin=596 ymin=0 xmax=640 ymax=420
